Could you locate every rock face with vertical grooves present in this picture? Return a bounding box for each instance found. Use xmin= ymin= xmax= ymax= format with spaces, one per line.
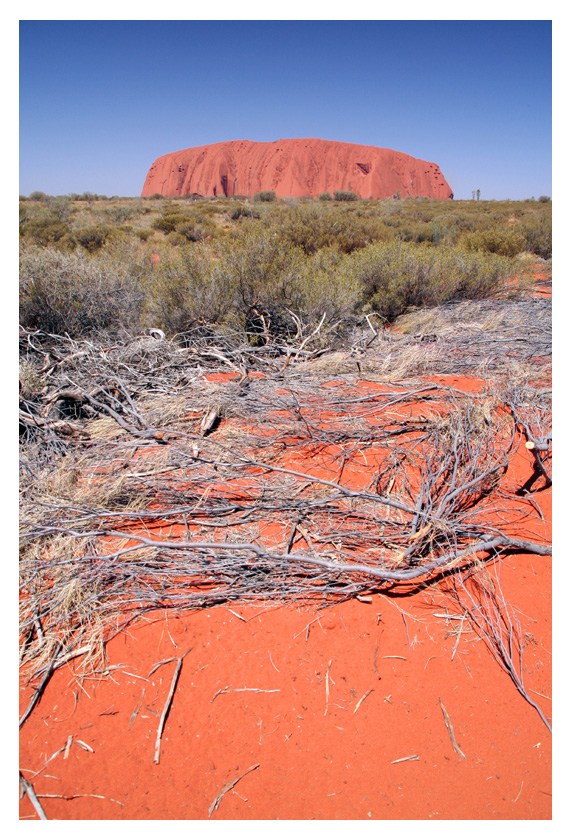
xmin=141 ymin=138 xmax=453 ymax=200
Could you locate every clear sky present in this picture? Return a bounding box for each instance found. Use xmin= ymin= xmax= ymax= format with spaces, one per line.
xmin=19 ymin=18 xmax=552 ymax=200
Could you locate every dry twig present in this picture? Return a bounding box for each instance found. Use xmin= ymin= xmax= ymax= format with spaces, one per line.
xmin=153 ymin=646 xmax=193 ymax=764
xmin=208 ymin=763 xmax=260 ymax=817
xmin=438 ymin=697 xmax=466 ymax=759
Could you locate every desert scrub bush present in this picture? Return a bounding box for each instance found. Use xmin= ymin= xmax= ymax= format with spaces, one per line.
xmin=135 ymin=228 xmax=154 ymax=241
xmin=165 ymin=231 xmax=186 ymax=246
xmin=19 ymin=246 xmax=145 ymax=336
xmin=213 ymin=226 xmax=305 ymax=335
xmin=230 ymin=205 xmax=260 ymax=220
xmin=269 ymin=203 xmax=390 ymax=256
xmin=182 ymin=200 xmax=226 ymax=218
xmin=43 ymin=196 xmax=73 ymax=221
xmin=151 ymin=211 xmax=192 ymax=234
xmin=460 ymin=227 xmax=527 ymax=258
xmin=318 ymin=192 xmax=333 ymax=201
xmin=142 ymin=244 xmax=235 ymax=334
xmin=19 ymin=202 xmax=31 ymax=226
xmin=349 ymin=241 xmax=510 ymax=321
xmin=20 ymin=215 xmax=72 ymax=248
xmin=515 ymin=213 xmax=552 ymax=259
xmin=446 ymin=249 xmax=512 ymax=299
xmin=28 ymin=191 xmax=51 ymax=202
xmin=272 ymin=204 xmax=341 ymax=255
xmin=19 ymin=359 xmax=43 ymax=401
xmin=252 ymin=190 xmax=276 ymax=202
xmin=333 ymin=190 xmax=359 ymax=201
xmin=297 ymin=247 xmax=361 ymax=323
xmin=76 ymin=191 xmax=103 ymax=203
xmin=74 ymin=224 xmax=115 ymax=253
xmin=175 ymin=219 xmax=216 ymax=242
xmin=396 ymin=222 xmax=436 ymax=244
xmin=101 ymin=204 xmax=139 ymax=224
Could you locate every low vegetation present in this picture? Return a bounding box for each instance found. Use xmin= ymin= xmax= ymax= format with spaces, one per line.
xmin=19 ymin=192 xmax=551 ymax=340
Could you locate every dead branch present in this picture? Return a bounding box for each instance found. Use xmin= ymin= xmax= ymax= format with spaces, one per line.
xmin=153 ymin=646 xmax=193 ymax=764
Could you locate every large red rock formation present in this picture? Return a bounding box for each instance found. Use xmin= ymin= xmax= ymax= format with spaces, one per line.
xmin=141 ymin=138 xmax=453 ymax=200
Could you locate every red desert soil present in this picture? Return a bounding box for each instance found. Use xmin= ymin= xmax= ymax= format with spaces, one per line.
xmin=18 ymin=433 xmax=552 ymax=820
xmin=19 ymin=279 xmax=552 ymax=821
xmin=141 ymin=138 xmax=453 ymax=200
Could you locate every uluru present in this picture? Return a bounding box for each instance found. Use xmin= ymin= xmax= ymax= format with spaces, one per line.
xmin=141 ymin=138 xmax=453 ymax=200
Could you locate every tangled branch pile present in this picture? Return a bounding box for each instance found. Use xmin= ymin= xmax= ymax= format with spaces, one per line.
xmin=19 ymin=296 xmax=551 ymax=684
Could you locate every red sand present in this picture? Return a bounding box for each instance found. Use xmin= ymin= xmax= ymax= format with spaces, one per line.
xmin=141 ymin=138 xmax=453 ymax=200
xmin=506 ymin=263 xmax=552 ymax=299
xmin=19 ymin=375 xmax=552 ymax=820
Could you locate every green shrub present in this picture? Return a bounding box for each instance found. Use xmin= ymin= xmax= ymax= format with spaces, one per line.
xmin=18 ymin=195 xmax=541 ymax=342
xmin=276 ymin=203 xmax=389 ymax=255
xmin=19 ymin=246 xmax=145 ymax=336
xmin=538 ymin=195 xmax=551 ymax=203
xmin=151 ymin=212 xmax=192 ymax=233
xmin=41 ymin=196 xmax=73 ymax=221
xmin=135 ymin=228 xmax=154 ymax=241
xmin=230 ymin=205 xmax=260 ymax=220
xmin=252 ymin=191 xmax=276 ymax=202
xmin=166 ymin=231 xmax=187 ymax=246
xmin=19 ymin=203 xmax=30 ymax=226
xmin=143 ymin=245 xmax=235 ymax=334
xmin=175 ymin=220 xmax=215 ymax=242
xmin=397 ymin=223 xmax=435 ymax=244
xmin=318 ymin=192 xmax=332 ymax=201
xmin=213 ymin=226 xmax=304 ymax=334
xmin=74 ymin=224 xmax=113 ymax=252
xmin=515 ymin=215 xmax=552 ymax=259
xmin=460 ymin=228 xmax=527 ymax=257
xmin=78 ymin=192 xmax=97 ymax=203
xmin=297 ymin=247 xmax=360 ymax=322
xmin=102 ymin=205 xmax=136 ymax=224
xmin=21 ymin=216 xmax=71 ymax=247
xmin=333 ymin=190 xmax=359 ymax=201
xmin=348 ymin=241 xmax=510 ymax=321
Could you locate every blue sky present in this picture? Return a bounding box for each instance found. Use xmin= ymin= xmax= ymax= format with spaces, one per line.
xmin=19 ymin=19 xmax=552 ymax=200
